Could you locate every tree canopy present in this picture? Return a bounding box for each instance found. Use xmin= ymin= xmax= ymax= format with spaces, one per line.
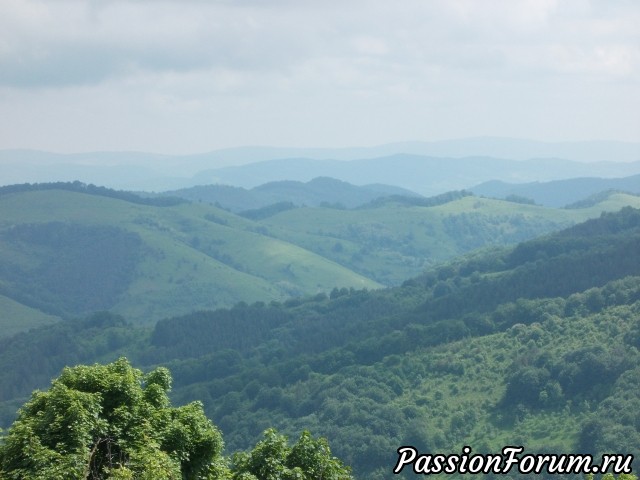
xmin=231 ymin=429 xmax=352 ymax=480
xmin=0 ymin=358 xmax=351 ymax=480
xmin=0 ymin=357 xmax=226 ymax=479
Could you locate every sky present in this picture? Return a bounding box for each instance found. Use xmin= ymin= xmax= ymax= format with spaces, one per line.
xmin=0 ymin=0 xmax=638 ymax=154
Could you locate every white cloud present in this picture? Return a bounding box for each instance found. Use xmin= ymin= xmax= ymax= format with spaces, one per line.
xmin=0 ymin=0 xmax=638 ymax=152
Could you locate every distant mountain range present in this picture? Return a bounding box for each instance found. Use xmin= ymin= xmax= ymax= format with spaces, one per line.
xmin=181 ymin=137 xmax=640 ymax=163
xmin=167 ymin=173 xmax=640 ymax=213
xmin=471 ymin=174 xmax=640 ymax=207
xmin=193 ymin=155 xmax=640 ymax=195
xmin=163 ymin=177 xmax=421 ymax=212
xmin=1 ymin=137 xmax=639 ymax=194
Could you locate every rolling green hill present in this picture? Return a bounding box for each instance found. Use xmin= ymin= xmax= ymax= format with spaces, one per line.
xmin=0 ymin=188 xmax=379 ymax=330
xmin=260 ymin=191 xmax=640 ymax=285
xmin=2 ymin=184 xmax=640 ymax=335
xmin=1 ymin=207 xmax=640 ymax=478
xmin=0 ymin=294 xmax=59 ymax=337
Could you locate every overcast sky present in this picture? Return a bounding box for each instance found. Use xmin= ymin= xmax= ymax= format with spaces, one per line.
xmin=0 ymin=0 xmax=638 ymax=154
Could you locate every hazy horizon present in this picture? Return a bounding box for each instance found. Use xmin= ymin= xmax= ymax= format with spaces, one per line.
xmin=2 ymin=136 xmax=640 ymax=157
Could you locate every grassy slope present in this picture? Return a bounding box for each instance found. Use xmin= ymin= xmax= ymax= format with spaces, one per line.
xmin=0 ymin=294 xmax=60 ymax=338
xmin=0 ymin=190 xmax=380 ymax=327
xmin=261 ymin=193 xmax=640 ymax=284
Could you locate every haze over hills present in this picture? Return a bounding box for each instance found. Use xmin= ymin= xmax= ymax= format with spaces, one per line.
xmin=164 ymin=177 xmax=421 ymax=212
xmin=179 ymin=137 xmax=640 ymax=163
xmin=471 ymin=174 xmax=640 ymax=208
xmin=195 ymin=155 xmax=640 ymax=195
xmin=2 ymin=137 xmax=639 ymax=194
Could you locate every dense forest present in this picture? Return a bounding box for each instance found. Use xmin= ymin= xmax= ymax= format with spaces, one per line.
xmin=2 ymin=207 xmax=640 ymax=478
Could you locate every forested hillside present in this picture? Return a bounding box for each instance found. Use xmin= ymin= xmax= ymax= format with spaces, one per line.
xmin=1 ymin=207 xmax=640 ymax=478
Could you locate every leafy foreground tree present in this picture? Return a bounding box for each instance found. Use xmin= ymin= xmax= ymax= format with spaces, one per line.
xmin=0 ymin=357 xmax=226 ymax=479
xmin=231 ymin=429 xmax=352 ymax=480
xmin=0 ymin=358 xmax=352 ymax=479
